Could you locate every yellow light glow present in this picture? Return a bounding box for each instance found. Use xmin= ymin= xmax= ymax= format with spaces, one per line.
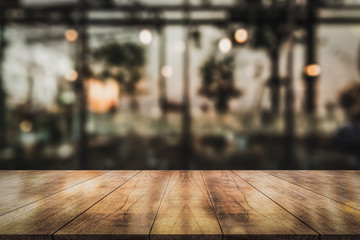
xmin=87 ymin=79 xmax=120 ymax=113
xmin=161 ymin=65 xmax=173 ymax=78
xmin=20 ymin=120 xmax=32 ymax=133
xmin=65 ymin=70 xmax=78 ymax=82
xmin=65 ymin=29 xmax=78 ymax=42
xmin=218 ymin=37 xmax=232 ymax=53
xmin=305 ymin=64 xmax=321 ymax=77
xmin=139 ymin=29 xmax=152 ymax=45
xmin=234 ymin=28 xmax=248 ymax=44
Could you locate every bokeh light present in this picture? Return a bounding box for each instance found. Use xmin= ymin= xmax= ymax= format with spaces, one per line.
xmin=139 ymin=29 xmax=152 ymax=45
xmin=218 ymin=37 xmax=232 ymax=53
xmin=305 ymin=64 xmax=322 ymax=77
xmin=161 ymin=65 xmax=173 ymax=78
xmin=65 ymin=29 xmax=78 ymax=42
xmin=234 ymin=28 xmax=249 ymax=44
xmin=65 ymin=69 xmax=78 ymax=82
xmin=87 ymin=79 xmax=120 ymax=113
xmin=20 ymin=120 xmax=33 ymax=133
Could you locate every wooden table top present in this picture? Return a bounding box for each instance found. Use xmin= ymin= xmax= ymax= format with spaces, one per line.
xmin=0 ymin=170 xmax=359 ymax=240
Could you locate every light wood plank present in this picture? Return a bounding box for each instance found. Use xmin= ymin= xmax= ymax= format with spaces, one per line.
xmin=150 ymin=171 xmax=222 ymax=240
xmin=0 ymin=171 xmax=106 ymax=215
xmin=202 ymin=171 xmax=318 ymax=240
xmin=235 ymin=171 xmax=360 ymax=240
xmin=265 ymin=170 xmax=360 ymax=211
xmin=55 ymin=171 xmax=172 ymax=240
xmin=0 ymin=171 xmax=139 ymax=240
xmin=0 ymin=171 xmax=69 ymax=184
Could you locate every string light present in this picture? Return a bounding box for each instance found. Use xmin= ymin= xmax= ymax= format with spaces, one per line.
xmin=65 ymin=29 xmax=78 ymax=42
xmin=305 ymin=64 xmax=321 ymax=77
xmin=20 ymin=120 xmax=32 ymax=133
xmin=161 ymin=65 xmax=173 ymax=78
xmin=234 ymin=28 xmax=248 ymax=44
xmin=139 ymin=29 xmax=152 ymax=45
xmin=218 ymin=38 xmax=232 ymax=53
xmin=65 ymin=70 xmax=78 ymax=82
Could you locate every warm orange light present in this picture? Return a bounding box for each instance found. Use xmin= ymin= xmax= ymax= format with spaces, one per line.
xmin=65 ymin=70 xmax=78 ymax=82
xmin=65 ymin=29 xmax=78 ymax=42
xmin=234 ymin=28 xmax=248 ymax=44
xmin=20 ymin=120 xmax=32 ymax=133
xmin=305 ymin=64 xmax=321 ymax=77
xmin=87 ymin=79 xmax=120 ymax=113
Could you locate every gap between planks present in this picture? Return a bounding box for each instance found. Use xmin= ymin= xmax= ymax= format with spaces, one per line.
xmin=0 ymin=171 xmax=110 ymax=217
xmin=148 ymin=171 xmax=173 ymax=238
xmin=52 ymin=170 xmax=142 ymax=236
xmin=200 ymin=171 xmax=225 ymax=240
xmin=231 ymin=170 xmax=321 ymax=238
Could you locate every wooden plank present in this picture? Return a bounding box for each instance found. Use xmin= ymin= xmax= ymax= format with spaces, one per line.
xmin=265 ymin=170 xmax=360 ymax=211
xmin=202 ymin=171 xmax=318 ymax=240
xmin=0 ymin=171 xmax=139 ymax=240
xmin=150 ymin=171 xmax=222 ymax=240
xmin=234 ymin=171 xmax=360 ymax=240
xmin=55 ymin=170 xmax=172 ymax=240
xmin=0 ymin=171 xmax=69 ymax=183
xmin=0 ymin=171 xmax=106 ymax=215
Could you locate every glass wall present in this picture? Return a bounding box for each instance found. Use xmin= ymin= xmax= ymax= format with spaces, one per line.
xmin=0 ymin=0 xmax=359 ymax=170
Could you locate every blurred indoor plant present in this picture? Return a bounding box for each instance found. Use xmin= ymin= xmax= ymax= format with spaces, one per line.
xmin=199 ymin=56 xmax=242 ymax=114
xmin=92 ymin=42 xmax=145 ymax=112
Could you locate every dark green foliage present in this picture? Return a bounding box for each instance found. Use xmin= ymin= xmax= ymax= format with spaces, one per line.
xmin=251 ymin=24 xmax=278 ymax=50
xmin=92 ymin=42 xmax=145 ymax=96
xmin=339 ymin=83 xmax=360 ymax=124
xmin=93 ymin=42 xmax=145 ymax=69
xmin=191 ymin=29 xmax=202 ymax=49
xmin=199 ymin=56 xmax=242 ymax=113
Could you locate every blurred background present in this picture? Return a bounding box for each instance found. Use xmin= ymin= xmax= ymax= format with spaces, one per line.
xmin=0 ymin=0 xmax=360 ymax=170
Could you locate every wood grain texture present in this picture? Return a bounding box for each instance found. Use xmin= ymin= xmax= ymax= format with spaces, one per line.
xmin=0 ymin=171 xmax=106 ymax=215
xmin=202 ymin=171 xmax=318 ymax=240
xmin=0 ymin=171 xmax=139 ymax=240
xmin=265 ymin=170 xmax=360 ymax=211
xmin=0 ymin=170 xmax=359 ymax=240
xmin=234 ymin=171 xmax=360 ymax=240
xmin=55 ymin=171 xmax=172 ymax=240
xmin=150 ymin=171 xmax=222 ymax=240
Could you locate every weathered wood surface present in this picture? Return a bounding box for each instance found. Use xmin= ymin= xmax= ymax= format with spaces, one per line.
xmin=0 ymin=170 xmax=359 ymax=240
xmin=0 ymin=171 xmax=106 ymax=215
xmin=0 ymin=171 xmax=139 ymax=240
xmin=235 ymin=170 xmax=360 ymax=240
xmin=150 ymin=171 xmax=222 ymax=240
xmin=265 ymin=170 xmax=360 ymax=210
xmin=202 ymin=171 xmax=318 ymax=240
xmin=55 ymin=171 xmax=171 ymax=240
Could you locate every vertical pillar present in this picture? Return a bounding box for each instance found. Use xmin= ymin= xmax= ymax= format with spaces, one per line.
xmin=158 ymin=25 xmax=167 ymax=122
xmin=303 ymin=0 xmax=318 ymax=168
xmin=0 ymin=12 xmax=6 ymax=150
xmin=304 ymin=2 xmax=317 ymax=114
xmin=283 ymin=0 xmax=296 ymax=169
xmin=269 ymin=44 xmax=280 ymax=113
xmin=181 ymin=0 xmax=192 ymax=170
xmin=268 ymin=2 xmax=281 ymax=114
xmin=76 ymin=0 xmax=89 ymax=169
